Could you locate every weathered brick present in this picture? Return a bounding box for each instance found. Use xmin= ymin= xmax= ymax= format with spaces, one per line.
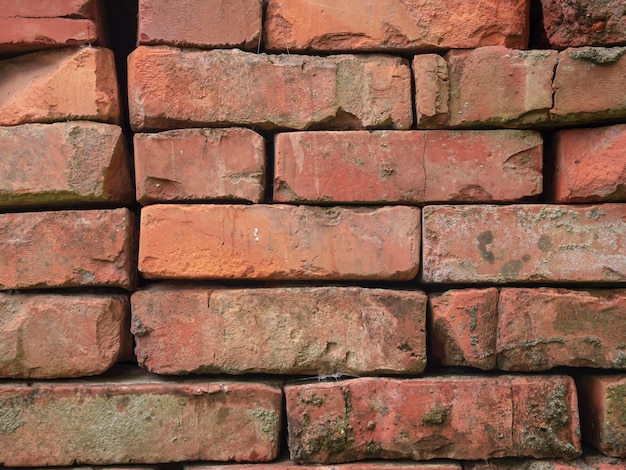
xmin=497 ymin=288 xmax=626 ymax=371
xmin=132 ymin=284 xmax=426 ymax=375
xmin=0 ymin=122 xmax=132 ymax=208
xmin=0 ymin=47 xmax=120 ymax=126
xmin=189 ymin=462 xmax=462 ymax=470
xmin=541 ymin=0 xmax=626 ymax=48
xmin=138 ymin=0 xmax=261 ymax=50
xmin=128 ymin=46 xmax=412 ymax=132
xmin=0 ymin=209 xmax=135 ymax=290
xmin=286 ymin=375 xmax=580 ymax=464
xmin=0 ymin=372 xmax=282 ymax=466
xmin=413 ymin=55 xmax=450 ymax=127
xmin=576 ymin=375 xmax=626 ymax=457
xmin=422 ymin=204 xmax=626 ymax=284
xmin=465 ymin=455 xmax=625 ymax=468
xmin=429 ymin=288 xmax=499 ymax=370
xmin=134 ymin=128 xmax=265 ymax=204
xmin=139 ymin=204 xmax=420 ymax=281
xmin=0 ymin=0 xmax=101 ymax=53
xmin=554 ymin=124 xmax=626 ymax=203
xmin=274 ymin=130 xmax=542 ymax=204
xmin=552 ymin=47 xmax=626 ymax=125
xmin=264 ymin=0 xmax=529 ymax=52
xmin=0 ymin=293 xmax=130 ymax=378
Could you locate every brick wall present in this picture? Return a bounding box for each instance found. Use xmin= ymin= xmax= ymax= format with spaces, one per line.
xmin=0 ymin=0 xmax=625 ymax=468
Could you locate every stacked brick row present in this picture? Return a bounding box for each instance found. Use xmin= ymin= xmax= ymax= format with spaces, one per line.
xmin=0 ymin=0 xmax=624 ymax=468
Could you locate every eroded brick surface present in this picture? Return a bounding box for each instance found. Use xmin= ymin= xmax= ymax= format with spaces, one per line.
xmin=190 ymin=462 xmax=462 ymax=470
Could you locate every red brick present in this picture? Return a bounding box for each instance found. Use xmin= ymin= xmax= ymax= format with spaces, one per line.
xmin=139 ymin=204 xmax=420 ymax=281
xmin=552 ymin=47 xmax=626 ymax=125
xmin=0 ymin=47 xmax=120 ymax=126
xmin=554 ymin=125 xmax=626 ymax=203
xmin=497 ymin=288 xmax=626 ymax=371
xmin=576 ymin=375 xmax=626 ymax=457
xmin=422 ymin=204 xmax=626 ymax=284
xmin=429 ymin=288 xmax=498 ymax=370
xmin=541 ymin=0 xmax=626 ymax=48
xmin=285 ymin=375 xmax=580 ymax=464
xmin=274 ymin=130 xmax=542 ymax=204
xmin=189 ymin=462 xmax=462 ymax=470
xmin=464 ymin=456 xmax=620 ymax=469
xmin=264 ymin=0 xmax=529 ymax=52
xmin=134 ymin=128 xmax=265 ymax=204
xmin=0 ymin=122 xmax=132 ymax=208
xmin=0 ymin=209 xmax=135 ymax=290
xmin=0 ymin=0 xmax=101 ymax=53
xmin=0 ymin=293 xmax=129 ymax=378
xmin=0 ymin=372 xmax=282 ymax=466
xmin=128 ymin=46 xmax=412 ymax=132
xmin=138 ymin=0 xmax=261 ymax=50
xmin=583 ymin=455 xmax=626 ymax=468
xmin=131 ymin=284 xmax=426 ymax=376
xmin=413 ymin=55 xmax=450 ymax=128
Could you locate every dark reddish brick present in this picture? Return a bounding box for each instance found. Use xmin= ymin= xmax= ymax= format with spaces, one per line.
xmin=497 ymin=288 xmax=626 ymax=371
xmin=577 ymin=375 xmax=626 ymax=457
xmin=134 ymin=128 xmax=265 ymax=204
xmin=541 ymin=0 xmax=626 ymax=48
xmin=0 ymin=372 xmax=282 ymax=466
xmin=128 ymin=46 xmax=412 ymax=132
xmin=189 ymin=462 xmax=462 ymax=470
xmin=0 ymin=209 xmax=135 ymax=290
xmin=286 ymin=375 xmax=580 ymax=464
xmin=0 ymin=293 xmax=129 ymax=378
xmin=264 ymin=0 xmax=529 ymax=52
xmin=429 ymin=288 xmax=499 ymax=370
xmin=131 ymin=284 xmax=426 ymax=376
xmin=422 ymin=204 xmax=626 ymax=284
xmin=138 ymin=0 xmax=261 ymax=50
xmin=465 ymin=455 xmax=625 ymax=468
xmin=274 ymin=130 xmax=542 ymax=204
xmin=139 ymin=204 xmax=420 ymax=281
xmin=0 ymin=122 xmax=132 ymax=208
xmin=554 ymin=124 xmax=626 ymax=203
xmin=0 ymin=47 xmax=120 ymax=126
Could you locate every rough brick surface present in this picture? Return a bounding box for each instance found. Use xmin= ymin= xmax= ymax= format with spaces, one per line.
xmin=576 ymin=375 xmax=626 ymax=457
xmin=497 ymin=288 xmax=626 ymax=371
xmin=274 ymin=130 xmax=542 ymax=204
xmin=189 ymin=462 xmax=462 ymax=470
xmin=286 ymin=375 xmax=580 ymax=464
xmin=422 ymin=204 xmax=626 ymax=284
xmin=554 ymin=124 xmax=626 ymax=203
xmin=0 ymin=372 xmax=282 ymax=466
xmin=264 ymin=0 xmax=529 ymax=52
xmin=132 ymin=285 xmax=427 ymax=376
xmin=429 ymin=288 xmax=499 ymax=370
xmin=128 ymin=46 xmax=412 ymax=131
xmin=139 ymin=204 xmax=420 ymax=281
xmin=138 ymin=0 xmax=261 ymax=50
xmin=0 ymin=122 xmax=132 ymax=208
xmin=0 ymin=293 xmax=129 ymax=378
xmin=541 ymin=0 xmax=626 ymax=48
xmin=552 ymin=47 xmax=626 ymax=124
xmin=0 ymin=0 xmax=100 ymax=53
xmin=413 ymin=55 xmax=450 ymax=127
xmin=0 ymin=209 xmax=135 ymax=290
xmin=465 ymin=455 xmax=626 ymax=468
xmin=134 ymin=128 xmax=265 ymax=204
xmin=0 ymin=47 xmax=119 ymax=126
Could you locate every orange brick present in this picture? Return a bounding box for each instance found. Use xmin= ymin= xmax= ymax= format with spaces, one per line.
xmin=138 ymin=0 xmax=261 ymax=50
xmin=422 ymin=204 xmax=626 ymax=284
xmin=264 ymin=0 xmax=529 ymax=52
xmin=0 ymin=372 xmax=282 ymax=466
xmin=0 ymin=209 xmax=135 ymax=290
xmin=128 ymin=46 xmax=412 ymax=131
xmin=0 ymin=293 xmax=129 ymax=378
xmin=554 ymin=124 xmax=626 ymax=203
xmin=131 ymin=284 xmax=426 ymax=375
xmin=274 ymin=130 xmax=542 ymax=204
xmin=577 ymin=375 xmax=626 ymax=457
xmin=286 ymin=375 xmax=580 ymax=463
xmin=134 ymin=128 xmax=265 ymax=204
xmin=0 ymin=47 xmax=120 ymax=126
xmin=188 ymin=462 xmax=462 ymax=470
xmin=139 ymin=204 xmax=420 ymax=281
xmin=0 ymin=122 xmax=132 ymax=208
